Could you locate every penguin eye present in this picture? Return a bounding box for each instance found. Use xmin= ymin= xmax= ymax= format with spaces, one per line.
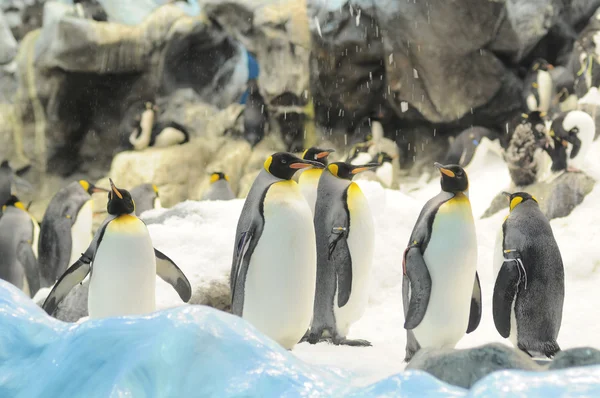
xmin=281 ymin=159 xmax=287 ymax=164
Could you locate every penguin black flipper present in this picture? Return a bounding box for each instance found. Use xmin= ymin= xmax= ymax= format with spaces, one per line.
xmin=17 ymin=241 xmax=40 ymax=296
xmin=467 ymin=271 xmax=482 ymax=333
xmin=328 ymin=207 xmax=352 ymax=307
xmin=403 ymin=246 xmax=432 ymax=330
xmin=492 ymin=260 xmax=521 ymax=338
xmin=38 ymin=217 xmax=72 ymax=286
xmin=231 ymin=224 xmax=263 ymax=316
xmin=155 ymin=248 xmax=192 ymax=302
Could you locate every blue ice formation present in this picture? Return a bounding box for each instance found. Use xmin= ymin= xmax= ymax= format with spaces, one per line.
xmin=0 ymin=279 xmax=599 ymax=397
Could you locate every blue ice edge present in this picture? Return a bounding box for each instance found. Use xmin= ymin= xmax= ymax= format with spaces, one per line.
xmin=0 ymin=280 xmax=599 ymax=398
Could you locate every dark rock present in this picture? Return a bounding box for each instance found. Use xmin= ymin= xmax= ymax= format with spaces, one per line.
xmin=406 ymin=343 xmax=541 ymax=389
xmin=548 ymin=347 xmax=600 ymax=370
xmin=482 ymin=171 xmax=595 ymax=219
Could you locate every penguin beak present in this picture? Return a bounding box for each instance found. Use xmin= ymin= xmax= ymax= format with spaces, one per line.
xmin=90 ymin=184 xmax=109 ymax=194
xmin=434 ymin=162 xmax=455 ymax=178
xmin=501 ymin=191 xmax=512 ymax=199
xmin=316 ymin=149 xmax=335 ymax=159
xmin=351 ymin=163 xmax=379 ymax=174
xmin=290 ymin=159 xmax=325 ymax=169
xmin=561 ymin=139 xmax=569 ymax=147
xmin=109 ymin=178 xmax=123 ymax=199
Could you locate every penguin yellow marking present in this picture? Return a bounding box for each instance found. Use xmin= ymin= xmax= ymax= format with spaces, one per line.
xmin=264 ymin=156 xmax=273 ymax=172
xmin=224 ymin=174 xmax=230 ymax=182
xmin=13 ymin=201 xmax=26 ymax=211
xmin=531 ymin=195 xmax=538 ymax=203
xmin=509 ymin=196 xmax=523 ymax=211
xmin=503 ymin=214 xmax=509 ymax=223
xmin=521 ymin=113 xmax=529 ymax=119
xmin=346 ymin=182 xmax=368 ymax=212
xmin=66 ymin=214 xmax=71 ymax=219
xmin=152 ymin=184 xmax=159 ymax=193
xmin=108 ymin=214 xmax=147 ymax=234
xmin=299 ymin=168 xmax=323 ymax=183
xmin=328 ymin=164 xmax=339 ymax=176
xmin=210 ymin=173 xmax=220 ymax=184
xmin=79 ymin=180 xmax=90 ymax=191
xmin=302 ymin=149 xmax=308 ymax=158
xmin=436 ymin=192 xmax=471 ymax=216
xmin=438 ymin=167 xmax=455 ymax=178
xmin=540 ymin=112 xmax=547 ymax=117
xmin=532 ymin=82 xmax=538 ymax=88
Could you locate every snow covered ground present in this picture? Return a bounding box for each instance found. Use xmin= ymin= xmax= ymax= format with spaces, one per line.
xmin=142 ymin=137 xmax=600 ymax=387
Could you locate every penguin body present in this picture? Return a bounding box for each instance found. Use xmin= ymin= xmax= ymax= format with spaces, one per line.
xmin=346 ymin=142 xmax=373 ymax=165
xmin=444 ymin=127 xmax=498 ymax=167
xmin=130 ymin=183 xmax=161 ymax=216
xmin=308 ymin=162 xmax=377 ymax=346
xmin=150 ymin=121 xmax=190 ymax=148
xmin=524 ymin=59 xmax=554 ymax=113
xmin=202 ymin=172 xmax=235 ymax=201
xmin=402 ymin=163 xmax=481 ymax=361
xmin=493 ymin=192 xmax=564 ymax=358
xmin=298 ymin=147 xmax=334 ymax=214
xmin=38 ymin=180 xmax=106 ymax=287
xmin=42 ymin=180 xmax=191 ymax=319
xmin=243 ymin=79 xmax=268 ymax=147
xmin=230 ymin=153 xmax=323 ymax=349
xmin=549 ymin=110 xmax=595 ymax=171
xmin=0 ymin=161 xmax=33 ymax=210
xmin=0 ymin=196 xmax=40 ymax=297
xmin=373 ymin=152 xmax=395 ymax=188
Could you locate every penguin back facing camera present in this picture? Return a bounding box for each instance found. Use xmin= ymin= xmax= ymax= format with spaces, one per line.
xmin=243 ymin=79 xmax=268 ymax=148
xmin=130 ymin=183 xmax=161 ymax=216
xmin=443 ymin=127 xmax=498 ymax=167
xmin=202 ymin=172 xmax=235 ymax=201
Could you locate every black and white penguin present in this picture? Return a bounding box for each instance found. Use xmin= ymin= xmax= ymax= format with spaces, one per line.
xmin=308 ymin=161 xmax=378 ymax=346
xmin=372 ymin=152 xmax=395 ymax=188
xmin=0 ymin=196 xmax=40 ymax=297
xmin=443 ymin=127 xmax=498 ymax=168
xmin=243 ymin=79 xmax=268 ymax=147
xmin=298 ymin=147 xmax=335 ymax=214
xmin=346 ymin=142 xmax=373 ymax=165
xmin=38 ymin=180 xmax=107 ymax=287
xmin=202 ymin=172 xmax=235 ymax=201
xmin=129 ymin=102 xmax=190 ymax=150
xmin=402 ymin=163 xmax=481 ymax=361
xmin=230 ymin=152 xmax=323 ymax=350
xmin=493 ymin=192 xmax=564 ymax=358
xmin=42 ymin=179 xmax=192 ymax=319
xmin=130 ymin=183 xmax=161 ymax=216
xmin=0 ymin=161 xmax=33 ymax=210
xmin=523 ymin=59 xmax=554 ymax=113
xmin=548 ymin=110 xmax=596 ymax=172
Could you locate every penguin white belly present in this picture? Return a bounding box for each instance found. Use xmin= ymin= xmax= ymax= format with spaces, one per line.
xmin=70 ymin=200 xmax=93 ymax=266
xmin=334 ymin=183 xmax=374 ymax=336
xmin=350 ymin=152 xmax=372 ymax=165
xmin=153 ymin=127 xmax=186 ymax=148
xmin=243 ymin=181 xmax=317 ymax=349
xmin=376 ymin=162 xmax=393 ymax=187
xmin=88 ymin=215 xmax=156 ymax=319
xmin=413 ymin=195 xmax=477 ymax=349
xmin=31 ymin=216 xmax=40 ymax=258
xmin=298 ymin=168 xmax=322 ymax=215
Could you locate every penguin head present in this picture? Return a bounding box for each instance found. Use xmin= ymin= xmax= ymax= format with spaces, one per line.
xmin=0 ymin=161 xmax=9 ymax=170
xmin=107 ymin=179 xmax=135 ymax=215
xmin=327 ymin=162 xmax=379 ymax=181
xmin=348 ymin=142 xmax=372 ymax=161
xmin=209 ymin=172 xmax=230 ymax=184
xmin=503 ymin=191 xmax=538 ymax=212
xmin=264 ymin=152 xmax=324 ymax=180
xmin=434 ymin=163 xmax=468 ymax=193
xmin=302 ymin=147 xmax=335 ymax=166
xmin=531 ymin=58 xmax=553 ymax=72
xmin=2 ymin=195 xmax=26 ymax=211
xmin=375 ymin=152 xmax=395 ymax=165
xmin=78 ymin=180 xmax=109 ymax=195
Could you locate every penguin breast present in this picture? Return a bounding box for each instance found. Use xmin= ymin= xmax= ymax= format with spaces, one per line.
xmin=298 ymin=168 xmax=323 ymax=214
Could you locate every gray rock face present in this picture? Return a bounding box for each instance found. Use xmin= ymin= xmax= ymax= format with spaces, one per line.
xmin=406 ymin=343 xmax=541 ymax=389
xmin=548 ymin=347 xmax=600 ymax=370
xmin=0 ymin=9 xmax=18 ymax=65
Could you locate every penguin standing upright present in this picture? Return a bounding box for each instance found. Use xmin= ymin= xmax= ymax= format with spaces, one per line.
xmin=243 ymin=79 xmax=268 ymax=147
xmin=548 ymin=110 xmax=595 ymax=172
xmin=130 ymin=183 xmax=162 ymax=216
xmin=298 ymin=147 xmax=335 ymax=214
xmin=202 ymin=172 xmax=236 ymax=201
xmin=524 ymin=59 xmax=554 ymax=113
xmin=230 ymin=152 xmax=323 ymax=350
xmin=402 ymin=163 xmax=481 ymax=361
xmin=373 ymin=152 xmax=395 ymax=188
xmin=0 ymin=196 xmax=40 ymax=297
xmin=443 ymin=127 xmax=499 ymax=167
xmin=308 ymin=161 xmax=378 ymax=346
xmin=493 ymin=192 xmax=564 ymax=358
xmin=0 ymin=161 xmax=33 ymax=209
xmin=42 ymin=179 xmax=192 ymax=319
xmin=346 ymin=142 xmax=373 ymax=165
xmin=38 ymin=180 xmax=107 ymax=287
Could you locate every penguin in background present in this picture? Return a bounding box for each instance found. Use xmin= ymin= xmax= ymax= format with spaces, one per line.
xmin=346 ymin=141 xmax=374 ymax=165
xmin=298 ymin=147 xmax=335 ymax=214
xmin=202 ymin=172 xmax=236 ymax=201
xmin=243 ymin=79 xmax=268 ymax=148
xmin=129 ymin=102 xmax=190 ymax=150
xmin=42 ymin=179 xmax=192 ymax=319
xmin=547 ymin=110 xmax=596 ymax=172
xmin=38 ymin=180 xmax=108 ymax=287
xmin=308 ymin=161 xmax=378 ymax=346
xmin=0 ymin=161 xmax=33 ymax=210
xmin=524 ymin=59 xmax=554 ymax=113
xmin=0 ymin=195 xmax=40 ymax=297
xmin=443 ymin=127 xmax=499 ymax=168
xmin=402 ymin=163 xmax=481 ymax=361
xmin=372 ymin=152 xmax=396 ymax=188
xmin=130 ymin=183 xmax=162 ymax=216
xmin=230 ymin=152 xmax=324 ymax=350
xmin=493 ymin=192 xmax=564 ymax=358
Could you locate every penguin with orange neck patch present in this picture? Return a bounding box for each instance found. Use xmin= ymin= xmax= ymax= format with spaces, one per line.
xmin=298 ymin=147 xmax=335 ymax=214
xmin=42 ymin=179 xmax=191 ymax=319
xmin=202 ymin=172 xmax=235 ymax=201
xmin=402 ymin=163 xmax=481 ymax=361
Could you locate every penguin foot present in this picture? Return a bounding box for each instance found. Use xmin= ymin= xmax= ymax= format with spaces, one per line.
xmin=332 ymin=337 xmax=372 ymax=347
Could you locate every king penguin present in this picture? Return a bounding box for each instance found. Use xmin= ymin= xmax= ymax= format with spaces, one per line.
xmin=230 ymin=152 xmax=323 ymax=350
xmin=42 ymin=179 xmax=192 ymax=319
xmin=548 ymin=110 xmax=595 ymax=172
xmin=402 ymin=163 xmax=481 ymax=361
xmin=0 ymin=161 xmax=33 ymax=210
xmin=298 ymin=147 xmax=335 ymax=214
xmin=130 ymin=183 xmax=162 ymax=216
xmin=38 ymin=180 xmax=108 ymax=287
xmin=202 ymin=172 xmax=236 ymax=201
xmin=0 ymin=196 xmax=40 ymax=297
xmin=373 ymin=152 xmax=395 ymax=188
xmin=493 ymin=192 xmax=564 ymax=358
xmin=308 ymin=161 xmax=378 ymax=346
xmin=524 ymin=59 xmax=554 ymax=113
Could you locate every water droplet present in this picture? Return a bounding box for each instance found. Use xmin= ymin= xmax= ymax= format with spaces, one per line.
xmin=413 ymin=69 xmax=419 ymax=79
xmin=314 ymin=17 xmax=323 ymax=38
xmin=401 ymin=102 xmax=409 ymax=112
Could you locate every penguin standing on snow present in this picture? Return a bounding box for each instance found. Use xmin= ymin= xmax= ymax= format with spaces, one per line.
xmin=130 ymin=183 xmax=162 ymax=216
xmin=0 ymin=196 xmax=40 ymax=297
xmin=548 ymin=110 xmax=596 ymax=172
xmin=298 ymin=147 xmax=335 ymax=214
xmin=308 ymin=161 xmax=378 ymax=346
xmin=346 ymin=142 xmax=373 ymax=165
xmin=402 ymin=163 xmax=481 ymax=361
xmin=38 ymin=180 xmax=108 ymax=287
xmin=443 ymin=127 xmax=498 ymax=168
xmin=493 ymin=192 xmax=564 ymax=358
xmin=372 ymin=152 xmax=395 ymax=188
xmin=42 ymin=179 xmax=191 ymax=319
xmin=243 ymin=79 xmax=268 ymax=147
xmin=202 ymin=172 xmax=236 ymax=201
xmin=230 ymin=152 xmax=323 ymax=350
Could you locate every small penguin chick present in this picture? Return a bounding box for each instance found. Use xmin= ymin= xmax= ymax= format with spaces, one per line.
xmin=327 ymin=162 xmax=379 ymax=180
xmin=302 ymin=147 xmax=335 ymax=166
xmin=434 ymin=162 xmax=468 ymax=193
xmin=107 ymin=179 xmax=135 ymax=215
xmin=264 ymin=152 xmax=325 ymax=180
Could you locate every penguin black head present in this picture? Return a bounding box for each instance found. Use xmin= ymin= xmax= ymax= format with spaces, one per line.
xmin=2 ymin=195 xmax=26 ymax=211
xmin=434 ymin=162 xmax=469 ymax=193
xmin=0 ymin=161 xmax=9 ymax=170
xmin=531 ymin=58 xmax=553 ymax=72
xmin=327 ymin=162 xmax=379 ymax=181
xmin=107 ymin=179 xmax=135 ymax=215
xmin=78 ymin=180 xmax=109 ymax=195
xmin=264 ymin=152 xmax=324 ymax=180
xmin=503 ymin=191 xmax=538 ymax=212
xmin=302 ymin=147 xmax=335 ymax=166
xmin=209 ymin=172 xmax=230 ymax=184
xmin=375 ymin=152 xmax=395 ymax=165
